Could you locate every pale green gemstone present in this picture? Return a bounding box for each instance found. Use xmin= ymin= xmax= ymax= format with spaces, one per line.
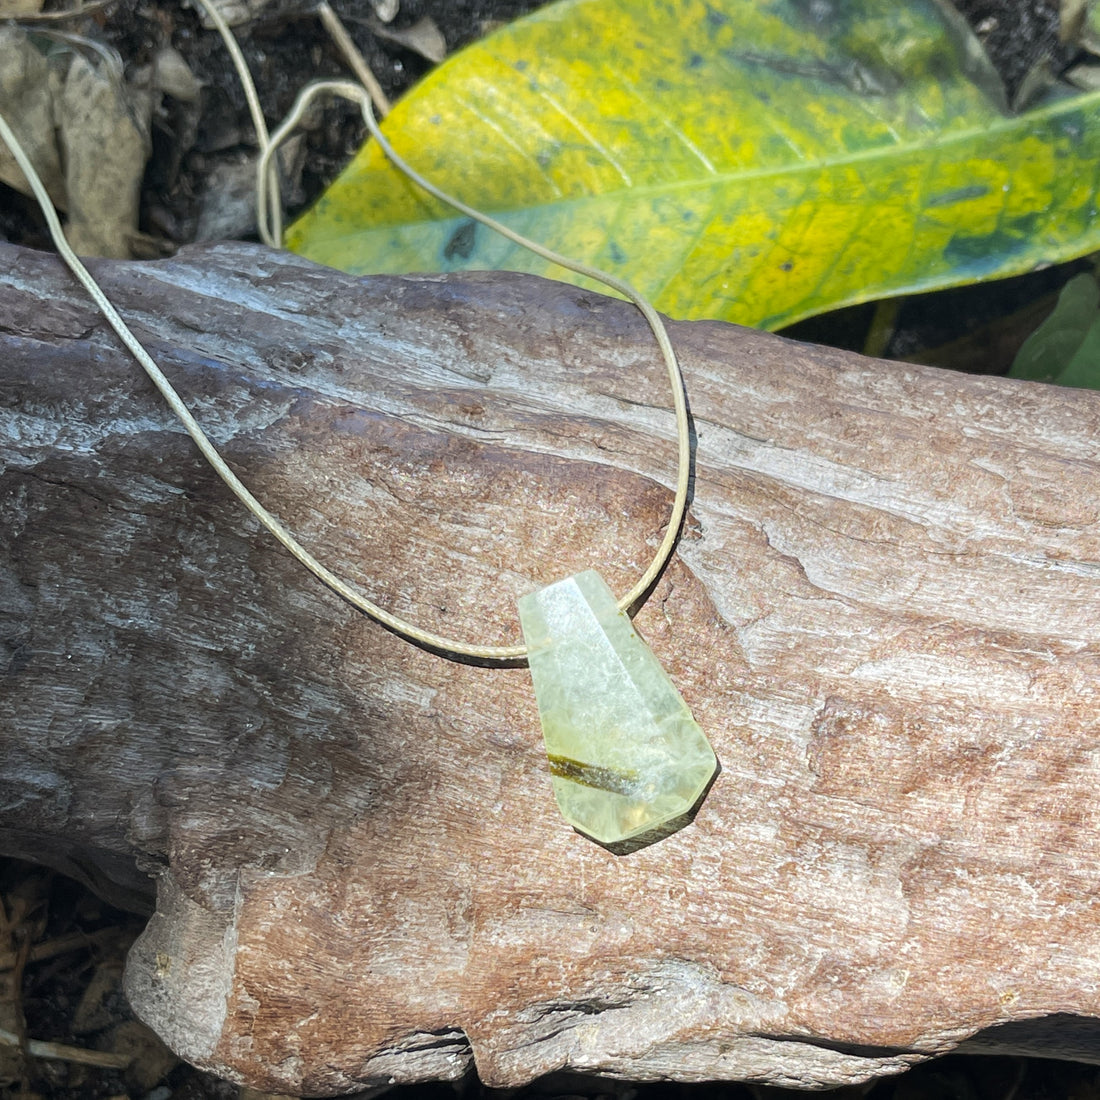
xmin=518 ymin=570 xmax=718 ymax=845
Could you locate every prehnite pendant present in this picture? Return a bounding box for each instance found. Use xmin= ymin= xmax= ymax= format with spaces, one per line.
xmin=517 ymin=570 xmax=718 ymax=845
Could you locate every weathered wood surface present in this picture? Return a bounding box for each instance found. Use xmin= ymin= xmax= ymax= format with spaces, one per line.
xmin=5 ymin=240 xmax=1100 ymax=1093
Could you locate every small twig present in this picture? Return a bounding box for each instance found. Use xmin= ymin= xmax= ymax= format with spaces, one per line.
xmin=0 ymin=928 xmax=122 ymax=973
xmin=0 ymin=1027 xmax=133 ymax=1070
xmin=0 ymin=899 xmax=34 ymax=1095
xmin=317 ymin=1 xmax=392 ymax=117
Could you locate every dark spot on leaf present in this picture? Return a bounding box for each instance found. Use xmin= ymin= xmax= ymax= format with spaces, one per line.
xmin=444 ymin=220 xmax=477 ymax=262
xmin=687 ymin=52 xmax=704 ymax=69
xmin=608 ymin=241 xmax=626 ymax=264
xmin=944 ymin=228 xmax=1030 ymax=269
xmin=780 ymin=260 xmax=794 ymax=272
xmin=927 ymin=184 xmax=991 ymax=207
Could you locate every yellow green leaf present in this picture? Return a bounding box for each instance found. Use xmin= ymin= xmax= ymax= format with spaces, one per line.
xmin=286 ymin=0 xmax=1100 ymax=330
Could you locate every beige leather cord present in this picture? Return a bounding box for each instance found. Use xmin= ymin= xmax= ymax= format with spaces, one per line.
xmin=0 ymin=34 xmax=692 ymax=662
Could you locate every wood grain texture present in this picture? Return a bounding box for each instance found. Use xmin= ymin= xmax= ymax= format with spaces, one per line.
xmin=4 ymin=241 xmax=1100 ymax=1093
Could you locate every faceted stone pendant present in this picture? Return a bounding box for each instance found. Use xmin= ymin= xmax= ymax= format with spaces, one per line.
xmin=517 ymin=570 xmax=718 ymax=845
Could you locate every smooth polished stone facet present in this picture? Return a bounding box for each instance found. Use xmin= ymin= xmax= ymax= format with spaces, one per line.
xmin=518 ymin=570 xmax=718 ymax=844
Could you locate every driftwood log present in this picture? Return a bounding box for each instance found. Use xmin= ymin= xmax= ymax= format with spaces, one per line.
xmin=4 ymin=240 xmax=1100 ymax=1093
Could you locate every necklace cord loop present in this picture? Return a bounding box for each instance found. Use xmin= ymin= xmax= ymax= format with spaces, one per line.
xmin=0 ymin=46 xmax=692 ymax=663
